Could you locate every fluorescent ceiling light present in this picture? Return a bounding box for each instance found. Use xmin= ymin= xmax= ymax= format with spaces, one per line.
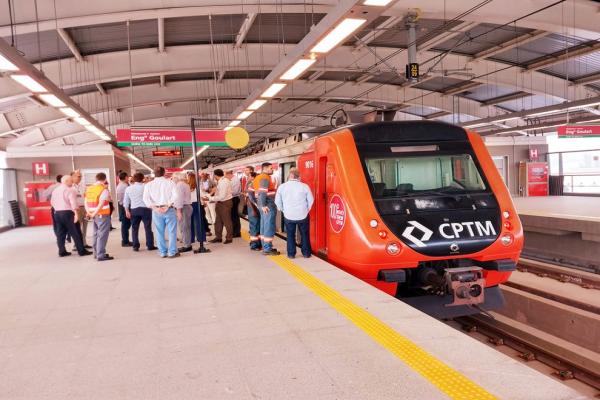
xmin=364 ymin=0 xmax=394 ymax=5
xmin=237 ymin=110 xmax=254 ymax=120
xmin=38 ymin=94 xmax=66 ymax=107
xmin=180 ymin=145 xmax=209 ymax=168
xmin=281 ymin=58 xmax=317 ymax=80
xmin=228 ymin=120 xmax=242 ymax=127
xmin=10 ymin=75 xmax=47 ymax=93
xmin=261 ymin=83 xmax=287 ymax=98
xmin=59 ymin=107 xmax=80 ymax=118
xmin=311 ymin=18 xmax=367 ymax=53
xmin=74 ymin=117 xmax=91 ymax=126
xmin=247 ymin=99 xmax=267 ymax=111
xmin=127 ymin=153 xmax=153 ymax=172
xmin=224 ymin=126 xmax=234 ymax=131
xmin=0 ymin=54 xmax=18 ymax=71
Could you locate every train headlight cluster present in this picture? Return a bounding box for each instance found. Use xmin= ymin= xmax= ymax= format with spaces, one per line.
xmin=500 ymin=234 xmax=514 ymax=246
xmin=369 ymin=219 xmax=378 ymax=228
xmin=386 ymin=243 xmax=400 ymax=255
xmin=502 ymin=211 xmax=510 ymax=219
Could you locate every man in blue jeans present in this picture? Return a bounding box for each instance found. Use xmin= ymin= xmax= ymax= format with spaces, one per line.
xmin=244 ymin=169 xmax=261 ymax=251
xmin=254 ymin=162 xmax=279 ymax=255
xmin=142 ymin=166 xmax=181 ymax=258
xmin=275 ymin=168 xmax=314 ymax=259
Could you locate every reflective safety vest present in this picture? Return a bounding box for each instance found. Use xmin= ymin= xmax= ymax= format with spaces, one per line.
xmin=253 ymin=173 xmax=276 ymax=207
xmin=85 ymin=183 xmax=110 ymax=216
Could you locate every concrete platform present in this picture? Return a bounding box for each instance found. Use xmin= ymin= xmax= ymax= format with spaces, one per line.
xmin=514 ymin=196 xmax=600 ymax=222
xmin=0 ymin=224 xmax=588 ymax=400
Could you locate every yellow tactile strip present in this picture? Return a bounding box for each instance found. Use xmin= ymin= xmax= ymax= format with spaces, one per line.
xmin=243 ymin=232 xmax=497 ymax=399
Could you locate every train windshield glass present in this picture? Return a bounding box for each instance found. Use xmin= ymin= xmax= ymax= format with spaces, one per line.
xmin=366 ymin=153 xmax=487 ymax=198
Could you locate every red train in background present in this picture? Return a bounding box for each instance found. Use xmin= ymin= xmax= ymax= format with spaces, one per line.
xmin=218 ymin=121 xmax=523 ymax=318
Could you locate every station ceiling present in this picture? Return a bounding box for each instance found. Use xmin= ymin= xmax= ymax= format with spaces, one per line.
xmin=1 ymin=0 xmax=600 ymax=168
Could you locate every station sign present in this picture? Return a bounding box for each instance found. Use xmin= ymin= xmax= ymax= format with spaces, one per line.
xmin=152 ymin=150 xmax=182 ymax=157
xmin=406 ymin=63 xmax=419 ymax=80
xmin=116 ymin=127 xmax=249 ymax=149
xmin=557 ymin=125 xmax=600 ymax=138
xmin=32 ymin=161 xmax=49 ymax=176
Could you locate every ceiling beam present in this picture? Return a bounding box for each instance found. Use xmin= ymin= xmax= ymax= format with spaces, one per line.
xmin=471 ymin=30 xmax=550 ymax=61
xmin=423 ymin=110 xmax=451 ymax=119
xmin=479 ymin=91 xmax=532 ymax=106
xmin=158 ymin=18 xmax=165 ymax=53
xmin=417 ymin=21 xmax=478 ymax=53
xmin=481 ymin=113 xmax=600 ymax=136
xmin=56 ymin=28 xmax=83 ymax=62
xmin=234 ymin=13 xmax=257 ymax=49
xmin=525 ymin=41 xmax=600 ymax=71
xmin=572 ymin=72 xmax=600 ymax=86
xmin=441 ymin=81 xmax=482 ymax=96
xmin=95 ymin=83 xmax=107 ymax=95
xmin=354 ymin=16 xmax=402 ymax=51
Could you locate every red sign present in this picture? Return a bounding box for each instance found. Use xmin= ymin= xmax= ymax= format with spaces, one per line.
xmin=152 ymin=150 xmax=182 ymax=157
xmin=117 ymin=128 xmax=227 ymax=147
xmin=164 ymin=167 xmax=184 ymax=177
xmin=329 ymin=194 xmax=346 ymax=233
xmin=32 ymin=161 xmax=49 ymax=176
xmin=558 ymin=125 xmax=600 ymax=138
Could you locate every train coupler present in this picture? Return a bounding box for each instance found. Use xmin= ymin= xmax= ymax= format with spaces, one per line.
xmin=444 ymin=266 xmax=485 ymax=307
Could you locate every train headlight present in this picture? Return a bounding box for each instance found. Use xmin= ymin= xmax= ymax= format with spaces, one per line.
xmin=502 ymin=211 xmax=510 ymax=219
xmin=500 ymin=234 xmax=514 ymax=246
xmin=378 ymin=230 xmax=388 ymax=239
xmin=369 ymin=219 xmax=378 ymax=228
xmin=503 ymin=221 xmax=512 ymax=230
xmin=386 ymin=242 xmax=400 ymax=255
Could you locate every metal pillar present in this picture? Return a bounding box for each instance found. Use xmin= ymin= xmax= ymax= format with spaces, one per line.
xmin=190 ymin=118 xmax=210 ymax=254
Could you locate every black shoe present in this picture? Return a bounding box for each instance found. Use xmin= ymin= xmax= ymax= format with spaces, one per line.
xmin=122 ymin=243 xmax=132 ymax=247
xmin=84 ymin=245 xmax=92 ymax=249
xmin=147 ymin=246 xmax=158 ymax=251
xmin=79 ymin=250 xmax=93 ymax=256
xmin=223 ymin=240 xmax=233 ymax=244
xmin=232 ymin=234 xmax=241 ymax=238
xmin=59 ymin=252 xmax=72 ymax=257
xmin=263 ymin=249 xmax=280 ymax=256
xmin=303 ymin=254 xmax=311 ymax=258
xmin=208 ymin=238 xmax=221 ymax=243
xmin=250 ymin=247 xmax=262 ymax=251
xmin=133 ymin=248 xmax=139 ymax=252
xmin=178 ymin=246 xmax=193 ymax=253
xmin=97 ymin=255 xmax=114 ymax=261
xmin=168 ymin=253 xmax=181 ymax=259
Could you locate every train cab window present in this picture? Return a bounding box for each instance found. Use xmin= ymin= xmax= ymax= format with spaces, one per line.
xmin=366 ymin=154 xmax=486 ymax=198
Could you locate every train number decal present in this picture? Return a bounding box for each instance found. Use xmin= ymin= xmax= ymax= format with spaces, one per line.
xmin=329 ymin=194 xmax=346 ymax=233
xmin=304 ymin=160 xmax=314 ymax=169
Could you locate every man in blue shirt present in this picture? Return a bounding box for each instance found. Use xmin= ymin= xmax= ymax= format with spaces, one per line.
xmin=275 ymin=168 xmax=314 ymax=259
xmin=124 ymin=172 xmax=156 ymax=252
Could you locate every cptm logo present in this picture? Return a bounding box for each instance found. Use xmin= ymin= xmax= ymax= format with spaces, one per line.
xmin=402 ymin=220 xmax=497 ymax=247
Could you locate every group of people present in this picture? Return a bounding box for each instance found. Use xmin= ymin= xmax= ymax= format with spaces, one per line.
xmin=45 ymin=161 xmax=315 ymax=261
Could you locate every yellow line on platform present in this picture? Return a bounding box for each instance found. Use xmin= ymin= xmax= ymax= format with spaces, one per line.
xmin=246 ymin=229 xmax=497 ymax=400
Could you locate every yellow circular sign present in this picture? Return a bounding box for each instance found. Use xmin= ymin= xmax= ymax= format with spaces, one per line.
xmin=225 ymin=127 xmax=250 ymax=149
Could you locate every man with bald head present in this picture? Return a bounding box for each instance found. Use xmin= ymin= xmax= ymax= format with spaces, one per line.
xmin=50 ymin=175 xmax=92 ymax=257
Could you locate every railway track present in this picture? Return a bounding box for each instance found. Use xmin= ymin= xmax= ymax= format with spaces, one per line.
xmin=518 ymin=257 xmax=600 ymax=290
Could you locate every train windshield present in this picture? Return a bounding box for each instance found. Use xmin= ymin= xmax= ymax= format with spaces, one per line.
xmin=366 ymin=153 xmax=487 ymax=198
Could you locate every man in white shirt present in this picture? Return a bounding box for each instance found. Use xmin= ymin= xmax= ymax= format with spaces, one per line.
xmin=70 ymin=170 xmax=91 ymax=248
xmin=143 ymin=166 xmax=181 ymax=258
xmin=116 ymin=171 xmax=132 ymax=247
xmin=173 ymin=172 xmax=193 ymax=253
xmin=226 ymin=170 xmax=242 ymax=238
xmin=275 ymin=168 xmax=314 ymax=259
xmin=204 ymin=169 xmax=233 ymax=244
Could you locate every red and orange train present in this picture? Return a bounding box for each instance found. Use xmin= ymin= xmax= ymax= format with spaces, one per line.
xmin=218 ymin=121 xmax=523 ymax=318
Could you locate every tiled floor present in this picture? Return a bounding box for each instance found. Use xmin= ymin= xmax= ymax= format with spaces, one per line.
xmin=0 ymin=225 xmax=585 ymax=399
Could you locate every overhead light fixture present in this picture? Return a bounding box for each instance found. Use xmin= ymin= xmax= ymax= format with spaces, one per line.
xmin=180 ymin=145 xmax=209 ymax=168
xmin=281 ymin=58 xmax=317 ymax=80
xmin=74 ymin=117 xmax=91 ymax=126
xmin=363 ymin=0 xmax=394 ymax=5
xmin=10 ymin=75 xmax=47 ymax=93
xmin=224 ymin=126 xmax=234 ymax=131
xmin=0 ymin=54 xmax=18 ymax=71
xmin=59 ymin=107 xmax=80 ymax=118
xmin=311 ymin=18 xmax=367 ymax=53
xmin=237 ymin=110 xmax=254 ymax=120
xmin=127 ymin=153 xmax=153 ymax=172
xmin=228 ymin=120 xmax=242 ymax=127
xmin=261 ymin=83 xmax=287 ymax=98
xmin=247 ymin=99 xmax=267 ymax=111
xmin=38 ymin=94 xmax=66 ymax=107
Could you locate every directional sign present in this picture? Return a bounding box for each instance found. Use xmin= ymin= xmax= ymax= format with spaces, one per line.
xmin=116 ymin=127 xmax=250 ymax=149
xmin=558 ymin=125 xmax=600 ymax=138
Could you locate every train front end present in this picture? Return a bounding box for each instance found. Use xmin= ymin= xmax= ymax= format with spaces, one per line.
xmin=306 ymin=121 xmax=523 ymax=318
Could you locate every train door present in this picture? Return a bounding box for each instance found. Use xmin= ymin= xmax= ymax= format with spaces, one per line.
xmin=315 ymin=156 xmax=328 ymax=255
